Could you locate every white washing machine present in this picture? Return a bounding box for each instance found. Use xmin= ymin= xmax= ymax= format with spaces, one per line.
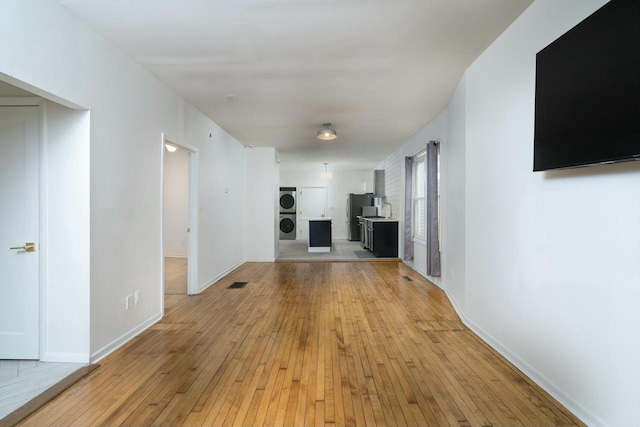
xmin=279 ymin=187 xmax=296 ymax=240
xmin=279 ymin=213 xmax=296 ymax=240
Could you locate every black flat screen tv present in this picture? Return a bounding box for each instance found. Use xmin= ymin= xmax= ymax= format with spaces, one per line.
xmin=533 ymin=0 xmax=640 ymax=171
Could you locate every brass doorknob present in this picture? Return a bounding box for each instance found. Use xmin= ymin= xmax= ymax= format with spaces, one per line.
xmin=9 ymin=242 xmax=36 ymax=252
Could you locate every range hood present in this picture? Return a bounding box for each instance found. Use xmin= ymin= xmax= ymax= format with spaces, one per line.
xmin=374 ymin=170 xmax=385 ymax=197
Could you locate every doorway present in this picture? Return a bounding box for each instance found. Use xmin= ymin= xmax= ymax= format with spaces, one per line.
xmin=161 ymin=135 xmax=198 ymax=306
xmin=0 ymin=98 xmax=91 ymax=362
xmin=0 ymin=93 xmax=91 ymax=417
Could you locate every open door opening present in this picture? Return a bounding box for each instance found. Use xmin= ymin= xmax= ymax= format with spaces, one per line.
xmin=163 ymin=144 xmax=189 ymax=295
xmin=161 ymin=135 xmax=198 ymax=310
xmin=0 ymin=82 xmax=91 ymax=418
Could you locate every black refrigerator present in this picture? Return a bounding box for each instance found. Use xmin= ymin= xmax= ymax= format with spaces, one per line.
xmin=347 ymin=193 xmax=375 ymax=241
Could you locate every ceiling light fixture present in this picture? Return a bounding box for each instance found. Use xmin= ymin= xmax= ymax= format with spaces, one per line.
xmin=165 ymin=143 xmax=177 ymax=152
xmin=317 ymin=123 xmax=337 ymax=140
xmin=321 ymin=163 xmax=333 ymax=180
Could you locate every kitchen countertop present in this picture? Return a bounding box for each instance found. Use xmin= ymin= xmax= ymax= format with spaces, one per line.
xmin=306 ymin=217 xmax=332 ymax=221
xmin=362 ymin=217 xmax=399 ymax=222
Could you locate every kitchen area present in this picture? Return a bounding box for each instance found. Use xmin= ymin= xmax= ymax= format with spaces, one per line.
xmin=277 ymin=169 xmax=399 ymax=261
xmin=349 ymin=191 xmax=399 ymax=259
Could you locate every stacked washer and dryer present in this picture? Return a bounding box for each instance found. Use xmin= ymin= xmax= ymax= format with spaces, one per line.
xmin=279 ymin=187 xmax=296 ymax=240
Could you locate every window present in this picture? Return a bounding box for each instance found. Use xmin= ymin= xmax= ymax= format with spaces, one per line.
xmin=412 ymin=150 xmax=426 ymax=240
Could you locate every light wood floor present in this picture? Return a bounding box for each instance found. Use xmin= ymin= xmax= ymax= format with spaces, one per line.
xmin=20 ymin=262 xmax=583 ymax=427
xmin=164 ymin=257 xmax=187 ymax=295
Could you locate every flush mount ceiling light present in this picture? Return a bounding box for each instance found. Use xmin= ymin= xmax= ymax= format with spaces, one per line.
xmin=317 ymin=123 xmax=337 ymax=140
xmin=165 ymin=143 xmax=177 ymax=152
xmin=321 ymin=163 xmax=333 ymax=180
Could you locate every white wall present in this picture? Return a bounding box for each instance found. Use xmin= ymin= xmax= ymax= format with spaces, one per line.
xmin=43 ymin=101 xmax=91 ymax=362
xmin=245 ymin=148 xmax=279 ymax=261
xmin=280 ymin=169 xmax=372 ymax=240
xmin=0 ymin=0 xmax=247 ymax=361
xmin=388 ymin=1 xmax=639 ymax=425
xmin=163 ymin=148 xmax=189 ymax=258
xmin=374 ymin=151 xmax=402 ymax=224
xmin=442 ymin=78 xmax=466 ymax=310
xmin=183 ymin=104 xmax=246 ymax=293
xmin=462 ymin=1 xmax=639 ymax=425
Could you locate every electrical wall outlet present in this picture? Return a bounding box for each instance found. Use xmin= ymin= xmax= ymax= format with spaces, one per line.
xmin=134 ymin=290 xmax=141 ymax=305
xmin=125 ymin=294 xmax=133 ymax=310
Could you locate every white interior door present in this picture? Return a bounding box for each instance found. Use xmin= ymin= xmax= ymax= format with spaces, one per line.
xmin=298 ymin=187 xmax=326 ymax=218
xmin=298 ymin=187 xmax=326 ymax=240
xmin=0 ymin=107 xmax=40 ymax=359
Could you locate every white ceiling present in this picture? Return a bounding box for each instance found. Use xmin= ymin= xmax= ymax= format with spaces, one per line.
xmin=57 ymin=0 xmax=532 ymax=171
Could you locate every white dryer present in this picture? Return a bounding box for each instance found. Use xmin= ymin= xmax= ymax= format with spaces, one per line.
xmin=279 ymin=213 xmax=296 ymax=240
xmin=279 ymin=187 xmax=296 ymax=240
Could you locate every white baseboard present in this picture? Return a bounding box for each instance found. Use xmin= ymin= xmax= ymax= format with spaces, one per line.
xmin=42 ymin=352 xmax=89 ymax=363
xmin=245 ymin=257 xmax=275 ymax=262
xmin=90 ymin=313 xmax=162 ymax=363
xmin=164 ymin=254 xmax=187 ymax=259
xmin=401 ymin=260 xmax=599 ymax=427
xmin=405 ymin=261 xmax=428 ymax=283
xmin=459 ymin=313 xmax=601 ymax=427
xmin=198 ymin=260 xmax=245 ymax=293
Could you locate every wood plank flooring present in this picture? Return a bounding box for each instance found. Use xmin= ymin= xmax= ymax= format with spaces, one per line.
xmin=19 ymin=262 xmax=584 ymax=426
xmin=164 ymin=257 xmax=187 ymax=295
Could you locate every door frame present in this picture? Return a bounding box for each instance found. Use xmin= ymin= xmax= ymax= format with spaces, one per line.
xmin=0 ymin=97 xmax=45 ymax=359
xmin=160 ymin=133 xmax=199 ymax=312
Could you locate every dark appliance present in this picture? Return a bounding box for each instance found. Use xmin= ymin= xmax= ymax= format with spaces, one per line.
xmin=359 ymin=216 xmax=366 ymax=248
xmin=346 ymin=193 xmax=375 ymax=241
xmin=533 ymin=0 xmax=640 ymax=171
xmin=374 ymin=170 xmax=385 ymax=197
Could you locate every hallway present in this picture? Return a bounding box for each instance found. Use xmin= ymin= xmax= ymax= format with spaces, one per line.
xmin=20 ymin=262 xmax=582 ymax=426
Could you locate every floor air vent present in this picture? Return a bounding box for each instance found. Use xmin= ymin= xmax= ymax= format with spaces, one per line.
xmin=227 ymin=282 xmax=248 ymax=289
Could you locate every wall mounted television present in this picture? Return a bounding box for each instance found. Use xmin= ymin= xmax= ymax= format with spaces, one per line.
xmin=533 ymin=0 xmax=640 ymax=172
